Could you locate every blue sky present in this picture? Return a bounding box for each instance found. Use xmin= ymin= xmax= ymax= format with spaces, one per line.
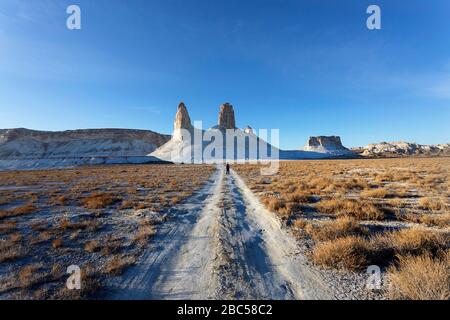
xmin=0 ymin=0 xmax=449 ymax=149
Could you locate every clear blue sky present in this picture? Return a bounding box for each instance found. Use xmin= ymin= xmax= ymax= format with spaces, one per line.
xmin=0 ymin=0 xmax=449 ymax=149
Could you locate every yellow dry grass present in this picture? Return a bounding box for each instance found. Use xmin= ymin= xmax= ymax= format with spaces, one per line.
xmin=388 ymin=252 xmax=449 ymax=300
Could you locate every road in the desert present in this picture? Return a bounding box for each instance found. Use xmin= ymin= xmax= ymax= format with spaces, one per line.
xmin=109 ymin=168 xmax=334 ymax=300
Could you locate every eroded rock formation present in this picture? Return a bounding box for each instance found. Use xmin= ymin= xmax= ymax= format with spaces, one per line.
xmin=174 ymin=102 xmax=192 ymax=130
xmin=302 ymin=136 xmax=353 ymax=155
xmin=217 ymin=103 xmax=236 ymax=129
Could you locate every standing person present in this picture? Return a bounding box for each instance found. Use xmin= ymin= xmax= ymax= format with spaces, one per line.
xmin=226 ymin=163 xmax=230 ymax=175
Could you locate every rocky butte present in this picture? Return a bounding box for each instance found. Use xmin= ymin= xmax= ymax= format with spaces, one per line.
xmin=216 ymin=103 xmax=236 ymax=130
xmin=301 ymin=136 xmax=353 ymax=155
xmin=174 ymin=102 xmax=192 ymax=131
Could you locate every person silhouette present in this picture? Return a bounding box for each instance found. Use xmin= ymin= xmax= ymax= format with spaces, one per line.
xmin=226 ymin=163 xmax=230 ymax=175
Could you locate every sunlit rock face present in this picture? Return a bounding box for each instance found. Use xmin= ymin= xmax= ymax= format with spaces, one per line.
xmin=174 ymin=102 xmax=192 ymax=130
xmin=217 ymin=103 xmax=236 ymax=130
xmin=0 ymin=128 xmax=170 ymax=159
xmin=360 ymin=141 xmax=450 ymax=157
xmin=301 ymin=136 xmax=353 ymax=155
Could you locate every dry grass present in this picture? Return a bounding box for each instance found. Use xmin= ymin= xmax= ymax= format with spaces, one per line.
xmin=418 ymin=214 xmax=450 ymax=227
xmin=292 ymin=218 xmax=308 ymax=229
xmin=104 ymin=255 xmax=136 ymax=276
xmin=50 ymin=195 xmax=69 ymax=206
xmin=84 ymin=240 xmax=101 ymax=253
xmin=52 ymin=239 xmax=63 ymax=249
xmin=134 ymin=224 xmax=156 ymax=244
xmin=310 ymin=227 xmax=448 ymax=271
xmin=388 ymin=252 xmax=449 ymax=300
xmin=82 ymin=192 xmax=119 ymax=209
xmin=59 ymin=218 xmax=101 ymax=232
xmin=18 ymin=264 xmax=48 ymax=289
xmin=0 ymin=242 xmax=27 ymax=263
xmin=30 ymin=231 xmax=52 ymax=245
xmin=305 ymin=217 xmax=368 ymax=242
xmin=0 ymin=163 xmax=215 ymax=299
xmin=418 ymin=197 xmax=445 ymax=211
xmin=315 ymin=199 xmax=384 ymax=220
xmin=235 ymin=158 xmax=450 ymax=285
xmin=0 ymin=204 xmax=37 ymax=219
xmin=311 ymin=236 xmax=372 ymax=271
xmin=0 ymin=220 xmax=17 ymax=233
xmin=361 ymin=188 xmax=389 ymax=199
xmin=377 ymin=228 xmax=447 ymax=257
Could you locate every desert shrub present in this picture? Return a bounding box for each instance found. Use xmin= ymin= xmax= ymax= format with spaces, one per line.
xmin=262 ymin=196 xmax=284 ymax=212
xmin=419 ymin=214 xmax=450 ymax=228
xmin=0 ymin=242 xmax=27 ymax=263
xmin=82 ymin=193 xmax=119 ymax=209
xmin=52 ymin=239 xmax=63 ymax=249
xmin=305 ymin=217 xmax=368 ymax=242
xmin=315 ymin=199 xmax=384 ymax=220
xmin=0 ymin=220 xmax=17 ymax=233
xmin=418 ymin=197 xmax=445 ymax=211
xmin=0 ymin=204 xmax=37 ymax=219
xmin=388 ymin=198 xmax=407 ymax=208
xmin=373 ymin=228 xmax=447 ymax=258
xmin=361 ymin=188 xmax=388 ymax=199
xmin=60 ymin=218 xmax=101 ymax=232
xmin=120 ymin=200 xmax=134 ymax=209
xmin=51 ymin=195 xmax=69 ymax=206
xmin=134 ymin=225 xmax=156 ymax=244
xmin=85 ymin=240 xmax=101 ymax=253
xmin=285 ymin=192 xmax=313 ymax=203
xmin=388 ymin=253 xmax=449 ymax=300
xmin=104 ymin=255 xmax=136 ymax=276
xmin=292 ymin=218 xmax=307 ymax=229
xmin=311 ymin=236 xmax=372 ymax=270
xmin=18 ymin=264 xmax=48 ymax=289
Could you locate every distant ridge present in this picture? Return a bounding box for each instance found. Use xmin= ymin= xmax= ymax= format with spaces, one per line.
xmin=0 ymin=128 xmax=170 ymax=159
xmin=352 ymin=141 xmax=450 ymax=158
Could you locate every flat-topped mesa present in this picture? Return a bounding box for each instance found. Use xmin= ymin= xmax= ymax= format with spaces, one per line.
xmin=174 ymin=102 xmax=192 ymax=130
xmin=307 ymin=136 xmax=344 ymax=149
xmin=217 ymin=103 xmax=236 ymax=129
xmin=302 ymin=136 xmax=352 ymax=155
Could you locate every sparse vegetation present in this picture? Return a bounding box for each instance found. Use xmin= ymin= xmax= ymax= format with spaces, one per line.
xmin=0 ymin=163 xmax=214 ymax=299
xmin=104 ymin=255 xmax=136 ymax=276
xmin=418 ymin=197 xmax=445 ymax=211
xmin=315 ymin=199 xmax=384 ymax=220
xmin=0 ymin=204 xmax=37 ymax=219
xmin=235 ymin=158 xmax=450 ymax=299
xmin=388 ymin=253 xmax=450 ymax=300
xmin=361 ymin=188 xmax=388 ymax=199
xmin=305 ymin=217 xmax=367 ymax=242
xmin=311 ymin=236 xmax=371 ymax=271
xmin=82 ymin=193 xmax=119 ymax=209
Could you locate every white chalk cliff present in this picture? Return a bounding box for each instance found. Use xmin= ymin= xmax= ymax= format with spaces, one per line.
xmin=151 ymin=103 xmax=355 ymax=163
xmin=0 ymin=128 xmax=170 ymax=170
xmin=301 ymin=136 xmax=353 ymax=156
xmin=359 ymin=141 xmax=450 ymax=157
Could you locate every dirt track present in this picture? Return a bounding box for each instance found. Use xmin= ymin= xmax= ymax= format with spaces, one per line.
xmin=109 ymin=168 xmax=334 ymax=300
